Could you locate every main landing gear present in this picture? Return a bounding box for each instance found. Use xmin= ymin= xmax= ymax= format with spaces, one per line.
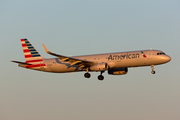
xmin=84 ymin=71 xmax=105 ymax=80
xmin=84 ymin=68 xmax=91 ymax=78
xmin=151 ymin=65 xmax=156 ymax=74
xmin=84 ymin=72 xmax=91 ymax=78
xmin=98 ymin=71 xmax=105 ymax=81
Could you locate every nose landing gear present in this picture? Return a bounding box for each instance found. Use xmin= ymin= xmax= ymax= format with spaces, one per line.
xmin=151 ymin=65 xmax=156 ymax=74
xmin=151 ymin=71 xmax=155 ymax=74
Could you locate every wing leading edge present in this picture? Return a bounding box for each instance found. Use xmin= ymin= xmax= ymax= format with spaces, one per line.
xmin=42 ymin=44 xmax=94 ymax=68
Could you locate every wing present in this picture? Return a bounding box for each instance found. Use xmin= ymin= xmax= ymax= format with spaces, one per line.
xmin=42 ymin=44 xmax=94 ymax=68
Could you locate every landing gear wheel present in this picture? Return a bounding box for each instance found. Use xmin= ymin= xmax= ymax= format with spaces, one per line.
xmin=84 ymin=73 xmax=91 ymax=78
xmin=98 ymin=75 xmax=104 ymax=80
xmin=151 ymin=65 xmax=155 ymax=74
xmin=151 ymin=70 xmax=156 ymax=74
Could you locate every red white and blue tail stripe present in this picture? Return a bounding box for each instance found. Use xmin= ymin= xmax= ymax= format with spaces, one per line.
xmin=21 ymin=38 xmax=46 ymax=68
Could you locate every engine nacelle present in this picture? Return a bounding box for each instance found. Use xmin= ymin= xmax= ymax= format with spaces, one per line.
xmin=108 ymin=68 xmax=128 ymax=75
xmin=90 ymin=63 xmax=108 ymax=71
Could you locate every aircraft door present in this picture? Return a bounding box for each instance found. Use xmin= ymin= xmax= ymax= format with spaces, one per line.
xmin=147 ymin=51 xmax=152 ymax=59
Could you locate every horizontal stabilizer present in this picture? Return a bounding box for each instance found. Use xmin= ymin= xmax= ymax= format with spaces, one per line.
xmin=11 ymin=61 xmax=32 ymax=65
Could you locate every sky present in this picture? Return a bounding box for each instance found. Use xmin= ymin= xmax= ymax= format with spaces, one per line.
xmin=0 ymin=0 xmax=180 ymax=120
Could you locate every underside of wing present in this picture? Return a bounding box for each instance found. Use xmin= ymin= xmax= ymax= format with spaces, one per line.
xmin=42 ymin=44 xmax=94 ymax=68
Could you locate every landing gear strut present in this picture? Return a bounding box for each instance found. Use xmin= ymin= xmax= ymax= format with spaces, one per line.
xmin=84 ymin=68 xmax=91 ymax=78
xmin=151 ymin=65 xmax=156 ymax=74
xmin=98 ymin=71 xmax=105 ymax=80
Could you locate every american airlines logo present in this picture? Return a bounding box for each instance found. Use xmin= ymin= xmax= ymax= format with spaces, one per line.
xmin=141 ymin=51 xmax=147 ymax=58
xmin=108 ymin=53 xmax=140 ymax=60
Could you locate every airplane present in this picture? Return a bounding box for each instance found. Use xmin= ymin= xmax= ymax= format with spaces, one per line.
xmin=12 ymin=38 xmax=171 ymax=80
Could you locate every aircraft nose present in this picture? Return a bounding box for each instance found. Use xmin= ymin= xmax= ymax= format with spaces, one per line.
xmin=162 ymin=55 xmax=171 ymax=63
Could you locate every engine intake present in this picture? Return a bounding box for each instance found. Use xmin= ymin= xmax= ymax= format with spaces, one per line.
xmin=108 ymin=68 xmax=128 ymax=75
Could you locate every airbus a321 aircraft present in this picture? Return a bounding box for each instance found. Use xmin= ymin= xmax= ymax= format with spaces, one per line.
xmin=12 ymin=39 xmax=171 ymax=80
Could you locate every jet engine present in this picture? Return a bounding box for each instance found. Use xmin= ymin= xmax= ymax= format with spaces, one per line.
xmin=90 ymin=63 xmax=108 ymax=71
xmin=108 ymin=68 xmax=128 ymax=75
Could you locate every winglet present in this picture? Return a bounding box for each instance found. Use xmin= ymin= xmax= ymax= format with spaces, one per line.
xmin=42 ymin=43 xmax=50 ymax=53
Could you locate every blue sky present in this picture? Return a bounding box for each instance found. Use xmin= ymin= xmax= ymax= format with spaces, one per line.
xmin=1 ymin=0 xmax=180 ymax=120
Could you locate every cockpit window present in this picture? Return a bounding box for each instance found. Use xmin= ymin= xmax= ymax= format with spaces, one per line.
xmin=157 ymin=52 xmax=166 ymax=55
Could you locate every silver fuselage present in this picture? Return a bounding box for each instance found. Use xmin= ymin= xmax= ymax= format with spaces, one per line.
xmin=20 ymin=50 xmax=171 ymax=73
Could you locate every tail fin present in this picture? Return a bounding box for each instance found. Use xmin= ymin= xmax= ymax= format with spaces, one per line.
xmin=21 ymin=38 xmax=43 ymax=64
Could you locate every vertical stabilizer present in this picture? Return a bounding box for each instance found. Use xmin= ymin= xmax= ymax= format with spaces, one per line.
xmin=21 ymin=38 xmax=44 ymax=65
